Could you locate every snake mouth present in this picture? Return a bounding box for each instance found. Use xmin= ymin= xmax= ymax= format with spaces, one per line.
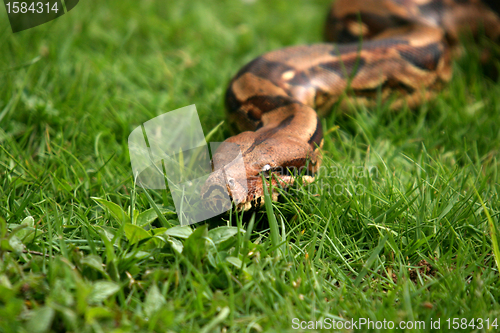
xmin=201 ymin=156 xmax=318 ymax=213
xmin=234 ymin=169 xmax=316 ymax=211
xmin=202 ymin=184 xmax=232 ymax=213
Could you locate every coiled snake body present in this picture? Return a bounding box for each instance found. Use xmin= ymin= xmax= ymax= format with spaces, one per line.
xmin=202 ymin=0 xmax=500 ymax=212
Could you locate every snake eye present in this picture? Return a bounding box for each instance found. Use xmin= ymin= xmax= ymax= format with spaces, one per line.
xmin=227 ymin=177 xmax=235 ymax=188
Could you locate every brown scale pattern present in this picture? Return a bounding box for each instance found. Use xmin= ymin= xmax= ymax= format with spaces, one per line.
xmin=201 ymin=0 xmax=500 ymax=211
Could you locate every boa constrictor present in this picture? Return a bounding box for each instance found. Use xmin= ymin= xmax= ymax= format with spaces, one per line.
xmin=201 ymin=0 xmax=500 ymax=212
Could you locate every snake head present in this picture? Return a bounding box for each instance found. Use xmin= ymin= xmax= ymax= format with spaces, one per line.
xmin=200 ymin=140 xmax=251 ymax=212
xmin=200 ymin=131 xmax=320 ymax=212
xmin=200 ymin=160 xmax=288 ymax=212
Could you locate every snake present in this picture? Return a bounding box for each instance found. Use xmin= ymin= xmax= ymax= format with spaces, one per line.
xmin=201 ymin=0 xmax=500 ymax=212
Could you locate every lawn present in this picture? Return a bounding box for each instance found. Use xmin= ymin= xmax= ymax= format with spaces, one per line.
xmin=1 ymin=0 xmax=500 ymax=331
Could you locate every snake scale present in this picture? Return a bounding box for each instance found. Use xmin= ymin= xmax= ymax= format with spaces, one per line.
xmin=201 ymin=0 xmax=500 ymax=212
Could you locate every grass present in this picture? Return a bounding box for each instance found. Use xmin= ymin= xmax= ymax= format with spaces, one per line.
xmin=1 ymin=0 xmax=500 ymax=331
